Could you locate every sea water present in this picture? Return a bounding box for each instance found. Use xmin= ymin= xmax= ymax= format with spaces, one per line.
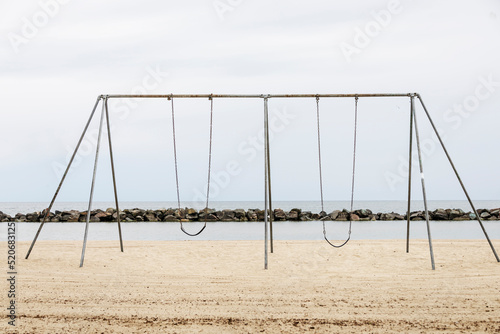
xmin=1 ymin=200 xmax=499 ymax=241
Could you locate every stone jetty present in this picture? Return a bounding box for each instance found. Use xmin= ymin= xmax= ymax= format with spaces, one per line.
xmin=1 ymin=207 xmax=499 ymax=223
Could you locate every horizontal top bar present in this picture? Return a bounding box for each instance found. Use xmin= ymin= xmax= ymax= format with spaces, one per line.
xmin=103 ymin=93 xmax=416 ymax=99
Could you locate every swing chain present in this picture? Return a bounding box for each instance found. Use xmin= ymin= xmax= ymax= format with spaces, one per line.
xmin=204 ymin=94 xmax=214 ymax=220
xmin=315 ymin=96 xmax=324 ymax=214
xmin=320 ymin=96 xmax=358 ymax=248
xmin=170 ymin=95 xmax=214 ymax=236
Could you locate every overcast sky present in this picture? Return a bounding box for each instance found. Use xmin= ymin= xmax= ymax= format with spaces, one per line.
xmin=1 ymin=0 xmax=499 ymax=205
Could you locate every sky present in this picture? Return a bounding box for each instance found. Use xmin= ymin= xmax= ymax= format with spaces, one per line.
xmin=0 ymin=0 xmax=499 ymax=205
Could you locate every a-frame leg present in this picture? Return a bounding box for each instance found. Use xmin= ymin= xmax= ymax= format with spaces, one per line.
xmin=417 ymin=94 xmax=499 ymax=263
xmin=25 ymin=96 xmax=102 ymax=259
xmin=104 ymin=98 xmax=123 ymax=252
xmin=412 ymin=96 xmax=436 ymax=270
xmin=80 ymin=98 xmax=106 ymax=267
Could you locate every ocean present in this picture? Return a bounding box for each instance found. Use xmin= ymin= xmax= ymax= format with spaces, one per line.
xmin=1 ymin=200 xmax=499 ymax=242
xmin=1 ymin=199 xmax=499 ymax=216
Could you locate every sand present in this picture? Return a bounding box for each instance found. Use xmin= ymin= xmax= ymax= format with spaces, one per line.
xmin=2 ymin=239 xmax=500 ymax=333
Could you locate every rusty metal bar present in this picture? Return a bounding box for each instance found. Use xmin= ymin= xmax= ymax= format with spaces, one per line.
xmin=264 ymin=97 xmax=269 ymax=269
xmin=80 ymin=100 xmax=106 ymax=267
xmin=406 ymin=96 xmax=414 ymax=253
xmin=105 ymin=93 xmax=411 ymax=99
xmin=25 ymin=96 xmax=102 ymax=260
xmin=104 ymin=98 xmax=123 ymax=252
xmin=417 ymin=94 xmax=500 ymax=262
xmin=412 ymin=103 xmax=435 ymax=270
xmin=265 ymin=97 xmax=274 ymax=253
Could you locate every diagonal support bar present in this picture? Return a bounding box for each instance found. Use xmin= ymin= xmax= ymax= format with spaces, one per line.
xmin=80 ymin=99 xmax=107 ymax=267
xmin=417 ymin=94 xmax=499 ymax=262
xmin=25 ymin=96 xmax=102 ymax=259
xmin=264 ymin=97 xmax=274 ymax=254
xmin=105 ymin=98 xmax=124 ymax=252
xmin=263 ymin=97 xmax=270 ymax=269
xmin=412 ymin=96 xmax=435 ymax=270
xmin=406 ymin=96 xmax=414 ymax=253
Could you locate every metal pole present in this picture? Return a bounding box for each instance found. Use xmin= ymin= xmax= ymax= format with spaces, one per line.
xmin=264 ymin=97 xmax=274 ymax=253
xmin=412 ymin=106 xmax=435 ymax=270
xmin=104 ymin=97 xmax=123 ymax=252
xmin=105 ymin=93 xmax=412 ymax=99
xmin=417 ymin=94 xmax=500 ymax=262
xmin=80 ymin=100 xmax=106 ymax=267
xmin=406 ymin=96 xmax=414 ymax=253
xmin=264 ymin=97 xmax=269 ymax=269
xmin=25 ymin=96 xmax=102 ymax=259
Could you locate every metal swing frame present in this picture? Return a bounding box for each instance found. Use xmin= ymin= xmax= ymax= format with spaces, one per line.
xmin=24 ymin=93 xmax=499 ymax=270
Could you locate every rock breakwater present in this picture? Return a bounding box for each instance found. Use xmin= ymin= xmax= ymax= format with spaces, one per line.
xmin=1 ymin=207 xmax=499 ymax=223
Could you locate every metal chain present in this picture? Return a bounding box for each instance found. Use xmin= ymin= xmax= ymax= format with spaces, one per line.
xmin=204 ymin=95 xmax=214 ymax=221
xmin=170 ymin=96 xmax=181 ymax=211
xmin=322 ymin=96 xmax=358 ymax=248
xmin=316 ymin=96 xmax=325 ymax=214
xmin=170 ymin=95 xmax=213 ymax=236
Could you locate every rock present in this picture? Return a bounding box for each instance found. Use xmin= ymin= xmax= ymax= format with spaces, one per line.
xmin=186 ymin=208 xmax=197 ymax=215
xmin=247 ymin=209 xmax=258 ymax=221
xmin=336 ymin=211 xmax=349 ymax=221
xmin=300 ymin=211 xmax=312 ymax=219
xmin=490 ymin=208 xmax=500 ymax=217
xmin=410 ymin=211 xmax=424 ymax=221
xmin=329 ymin=210 xmax=340 ymax=220
xmin=199 ymin=208 xmax=215 ymax=220
xmin=175 ymin=209 xmax=186 ymax=219
xmin=214 ymin=211 xmax=224 ymax=220
xmin=205 ymin=214 xmax=218 ymax=222
xmin=95 ymin=211 xmax=112 ymax=222
xmin=449 ymin=209 xmax=464 ymax=220
xmin=26 ymin=212 xmax=39 ymax=222
xmin=355 ymin=209 xmax=372 ymax=218
xmin=452 ymin=216 xmax=469 ymax=221
xmin=273 ymin=209 xmax=286 ymax=221
xmin=256 ymin=210 xmax=266 ymax=221
xmin=299 ymin=211 xmax=312 ymax=220
xmin=186 ymin=208 xmax=200 ymax=221
xmin=286 ymin=210 xmax=299 ymax=221
xmin=145 ymin=213 xmax=158 ymax=222
xmin=432 ymin=209 xmax=448 ymax=220
xmin=131 ymin=209 xmax=142 ymax=217
xmin=480 ymin=211 xmax=491 ymax=219
xmin=221 ymin=210 xmax=235 ymax=222
xmin=186 ymin=210 xmax=199 ymax=220
xmin=320 ymin=216 xmax=332 ymax=221
xmin=112 ymin=211 xmax=126 ymax=221
xmin=67 ymin=213 xmax=80 ymax=222
xmin=393 ymin=213 xmax=405 ymax=220
xmin=163 ymin=215 xmax=178 ymax=222
xmin=380 ymin=213 xmax=396 ymax=221
xmin=234 ymin=209 xmax=247 ymax=220
xmin=350 ymin=213 xmax=360 ymax=221
xmin=468 ymin=212 xmax=477 ymax=220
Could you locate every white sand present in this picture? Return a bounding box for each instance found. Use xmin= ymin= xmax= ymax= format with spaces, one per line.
xmin=2 ymin=239 xmax=500 ymax=333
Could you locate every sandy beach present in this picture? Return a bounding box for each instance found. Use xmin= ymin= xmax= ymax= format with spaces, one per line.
xmin=2 ymin=239 xmax=500 ymax=333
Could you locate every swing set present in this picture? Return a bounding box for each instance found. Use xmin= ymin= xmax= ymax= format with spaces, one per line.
xmin=25 ymin=93 xmax=499 ymax=270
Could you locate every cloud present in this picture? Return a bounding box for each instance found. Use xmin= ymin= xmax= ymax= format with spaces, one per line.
xmin=1 ymin=0 xmax=499 ymax=202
